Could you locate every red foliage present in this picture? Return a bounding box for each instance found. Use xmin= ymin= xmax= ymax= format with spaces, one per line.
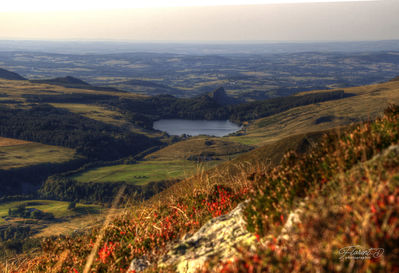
xmin=98 ymin=242 xmax=116 ymax=264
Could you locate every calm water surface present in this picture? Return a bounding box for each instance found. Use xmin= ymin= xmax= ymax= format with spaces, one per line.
xmin=153 ymin=119 xmax=241 ymax=137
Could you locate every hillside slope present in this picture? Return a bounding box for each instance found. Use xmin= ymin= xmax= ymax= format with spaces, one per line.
xmin=31 ymin=76 xmax=121 ymax=92
xmin=1 ymin=76 xmax=399 ymax=271
xmin=145 ymin=138 xmax=253 ymax=161
xmin=226 ymin=79 xmax=399 ymax=146
xmin=0 ymin=68 xmax=26 ymax=81
xmin=165 ymin=142 xmax=399 ymax=273
xmin=4 ymin=102 xmax=399 ymax=272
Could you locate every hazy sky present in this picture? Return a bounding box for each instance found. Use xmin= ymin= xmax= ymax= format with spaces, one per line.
xmin=0 ymin=0 xmax=398 ymax=41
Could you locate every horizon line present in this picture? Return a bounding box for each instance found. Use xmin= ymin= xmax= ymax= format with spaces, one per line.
xmin=1 ymin=39 xmax=398 ymax=44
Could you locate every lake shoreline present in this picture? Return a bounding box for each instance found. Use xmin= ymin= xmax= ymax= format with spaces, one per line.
xmin=153 ymin=119 xmax=241 ymax=137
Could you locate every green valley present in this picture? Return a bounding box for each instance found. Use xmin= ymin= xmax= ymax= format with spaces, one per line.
xmin=1 ymin=65 xmax=399 ymax=272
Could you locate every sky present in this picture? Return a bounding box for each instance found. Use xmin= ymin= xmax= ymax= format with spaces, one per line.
xmin=0 ymin=0 xmax=398 ymax=42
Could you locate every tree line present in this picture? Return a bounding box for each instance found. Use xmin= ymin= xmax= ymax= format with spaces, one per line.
xmin=108 ymin=90 xmax=354 ymax=124
xmin=0 ymin=104 xmax=160 ymax=160
xmin=39 ymin=176 xmax=177 ymax=204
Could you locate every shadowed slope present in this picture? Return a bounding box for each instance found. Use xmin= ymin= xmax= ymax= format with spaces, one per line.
xmin=0 ymin=68 xmax=26 ymax=81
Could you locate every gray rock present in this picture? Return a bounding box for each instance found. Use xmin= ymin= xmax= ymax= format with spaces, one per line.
xmin=158 ymin=202 xmax=256 ymax=273
xmin=128 ymin=256 xmax=151 ymax=272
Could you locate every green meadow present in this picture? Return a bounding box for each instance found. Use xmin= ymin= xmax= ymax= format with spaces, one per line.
xmin=72 ymin=160 xmax=215 ymax=185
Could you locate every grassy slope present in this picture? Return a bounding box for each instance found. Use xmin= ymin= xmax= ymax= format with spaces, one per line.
xmin=225 ymin=80 xmax=399 ymax=146
xmin=0 ymin=79 xmax=159 ymax=137
xmin=1 ymin=78 xmax=173 ymax=146
xmin=33 ymin=208 xmax=121 ymax=239
xmin=228 ymin=129 xmax=335 ymax=166
xmin=214 ymin=107 xmax=399 ymax=273
xmin=9 ymin=105 xmax=399 ymax=273
xmin=48 ymin=103 xmax=163 ymax=138
xmin=72 ymin=160 xmax=214 ymax=185
xmin=0 ymin=79 xmax=154 ymax=170
xmin=203 ymin=149 xmax=399 ymax=273
xmin=48 ymin=103 xmax=127 ymax=127
xmin=145 ymin=80 xmax=399 ymax=197
xmin=145 ymin=137 xmax=253 ymax=161
xmin=0 ymin=200 xmax=113 ymax=241
xmin=72 ymin=138 xmax=252 ymax=186
xmin=0 ymin=78 xmax=152 ymax=128
xmin=147 ymin=130 xmax=328 ymax=205
xmin=1 ymin=79 xmax=399 ymax=271
xmin=67 ymin=79 xmax=399 ymax=204
xmin=0 ymin=137 xmax=30 ymax=147
xmin=0 ymin=79 xmax=145 ymax=102
xmin=4 ymin=78 xmax=398 ymax=155
xmin=0 ymin=142 xmax=76 ymax=170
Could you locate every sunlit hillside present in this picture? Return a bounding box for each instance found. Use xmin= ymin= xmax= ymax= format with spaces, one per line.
xmin=2 ymin=80 xmax=398 ymax=272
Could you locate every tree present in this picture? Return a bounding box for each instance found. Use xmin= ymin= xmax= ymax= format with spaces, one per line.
xmin=67 ymin=201 xmax=76 ymax=210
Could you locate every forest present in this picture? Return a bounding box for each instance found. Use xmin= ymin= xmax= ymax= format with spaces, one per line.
xmin=0 ymin=104 xmax=160 ymax=160
xmin=110 ymin=89 xmax=353 ymax=122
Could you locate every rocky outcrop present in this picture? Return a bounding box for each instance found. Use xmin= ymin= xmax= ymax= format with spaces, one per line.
xmin=128 ymin=145 xmax=399 ymax=273
xmin=158 ymin=202 xmax=256 ymax=273
xmin=127 ymin=201 xmax=305 ymax=272
xmin=128 ymin=256 xmax=151 ymax=272
xmin=207 ymin=87 xmax=239 ymax=105
xmin=128 ymin=202 xmax=256 ymax=273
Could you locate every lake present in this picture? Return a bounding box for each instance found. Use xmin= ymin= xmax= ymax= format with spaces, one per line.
xmin=153 ymin=119 xmax=241 ymax=137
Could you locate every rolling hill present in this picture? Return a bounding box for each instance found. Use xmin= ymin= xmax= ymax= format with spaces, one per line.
xmin=0 ymin=68 xmax=26 ymax=81
xmin=1 ymin=72 xmax=399 ymax=271
xmin=225 ymin=78 xmax=399 ymax=146
xmin=31 ymin=76 xmax=121 ymax=92
xmin=0 ymin=137 xmax=76 ymax=170
xmin=145 ymin=138 xmax=253 ymax=161
xmin=5 ymin=98 xmax=399 ymax=273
